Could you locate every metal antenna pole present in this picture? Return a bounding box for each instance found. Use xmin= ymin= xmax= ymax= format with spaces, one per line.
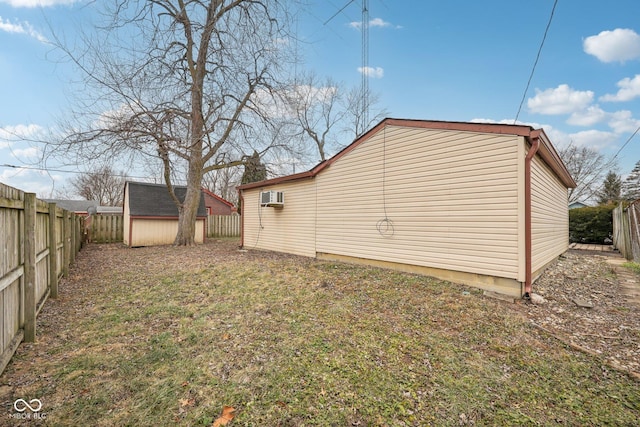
xmin=361 ymin=0 xmax=369 ymax=135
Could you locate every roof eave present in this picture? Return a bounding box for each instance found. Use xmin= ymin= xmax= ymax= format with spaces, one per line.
xmin=237 ymin=118 xmax=577 ymax=191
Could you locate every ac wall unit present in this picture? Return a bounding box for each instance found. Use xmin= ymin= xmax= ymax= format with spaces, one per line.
xmin=260 ymin=190 xmax=284 ymax=207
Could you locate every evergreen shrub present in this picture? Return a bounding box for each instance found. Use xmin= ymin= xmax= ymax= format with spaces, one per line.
xmin=569 ymin=204 xmax=615 ymax=244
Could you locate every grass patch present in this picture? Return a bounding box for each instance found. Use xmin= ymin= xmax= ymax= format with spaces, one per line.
xmin=622 ymin=261 xmax=640 ymax=275
xmin=3 ymin=242 xmax=639 ymax=426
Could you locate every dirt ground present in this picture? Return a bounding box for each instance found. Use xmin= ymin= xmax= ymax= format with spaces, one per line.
xmin=0 ymin=241 xmax=638 ymax=425
xmin=520 ymin=249 xmax=640 ymax=377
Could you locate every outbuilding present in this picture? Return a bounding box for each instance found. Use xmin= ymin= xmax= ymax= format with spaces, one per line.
xmin=238 ymin=118 xmax=576 ymax=298
xmin=201 ymin=188 xmax=237 ymax=215
xmin=123 ymin=181 xmax=207 ymax=247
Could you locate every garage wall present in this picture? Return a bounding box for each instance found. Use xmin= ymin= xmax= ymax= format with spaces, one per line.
xmin=242 ymin=179 xmax=317 ymax=257
xmin=315 ymin=125 xmax=523 ymax=280
xmin=530 ymin=153 xmax=570 ymax=276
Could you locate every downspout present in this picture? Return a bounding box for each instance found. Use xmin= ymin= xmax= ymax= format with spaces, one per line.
xmin=239 ymin=190 xmax=245 ymax=248
xmin=524 ymin=134 xmax=540 ymax=299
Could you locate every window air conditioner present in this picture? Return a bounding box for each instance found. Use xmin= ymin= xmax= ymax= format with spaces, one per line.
xmin=260 ymin=190 xmax=284 ymax=207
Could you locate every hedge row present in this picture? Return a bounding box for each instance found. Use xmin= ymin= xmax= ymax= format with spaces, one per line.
xmin=568 ymin=204 xmax=615 ymax=244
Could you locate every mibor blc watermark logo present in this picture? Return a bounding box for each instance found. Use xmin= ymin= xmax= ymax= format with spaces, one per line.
xmin=10 ymin=398 xmax=47 ymax=420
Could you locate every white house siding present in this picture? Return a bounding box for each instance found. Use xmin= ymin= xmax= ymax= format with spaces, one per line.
xmin=130 ymin=218 xmax=205 ymax=246
xmin=242 ymin=179 xmax=316 ymax=257
xmin=315 ymin=125 xmax=523 ymax=280
xmin=530 ymin=154 xmax=569 ymax=276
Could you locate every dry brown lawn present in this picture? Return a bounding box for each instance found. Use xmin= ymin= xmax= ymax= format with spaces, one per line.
xmin=1 ymin=240 xmax=638 ymax=426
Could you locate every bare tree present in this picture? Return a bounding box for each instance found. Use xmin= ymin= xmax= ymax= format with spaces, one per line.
xmin=558 ymin=141 xmax=615 ymax=204
xmin=46 ymin=0 xmax=293 ymax=245
xmin=283 ymin=72 xmax=389 ymax=163
xmin=202 ymin=165 xmax=241 ymax=205
xmin=343 ymin=84 xmax=388 ymax=140
xmin=70 ymin=165 xmax=127 ymax=206
xmin=284 ymin=73 xmax=345 ymax=161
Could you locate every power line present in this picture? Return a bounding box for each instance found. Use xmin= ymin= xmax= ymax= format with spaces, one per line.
xmin=612 ymin=125 xmax=640 ymax=163
xmin=514 ymin=0 xmax=559 ymax=123
xmin=0 ymin=163 xmax=153 ymax=181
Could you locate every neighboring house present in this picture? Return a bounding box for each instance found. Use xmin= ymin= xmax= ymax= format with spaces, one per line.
xmin=238 ymin=118 xmax=577 ymax=298
xmin=43 ymin=199 xmax=99 ymax=216
xmin=123 ymin=181 xmax=207 ymax=247
xmin=201 ymin=188 xmax=237 ymax=215
xmin=569 ymin=201 xmax=589 ymax=209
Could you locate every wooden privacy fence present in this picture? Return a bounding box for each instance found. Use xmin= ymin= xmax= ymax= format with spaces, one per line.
xmin=87 ymin=214 xmax=240 ymax=241
xmin=612 ymin=201 xmax=639 ymax=262
xmin=207 ymin=214 xmax=241 ymax=238
xmin=88 ymin=214 xmax=124 ymax=243
xmin=0 ymin=182 xmax=84 ymax=375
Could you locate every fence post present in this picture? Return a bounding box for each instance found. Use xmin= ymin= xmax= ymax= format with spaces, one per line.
xmin=48 ymin=203 xmax=59 ymax=298
xmin=63 ymin=210 xmax=71 ymax=277
xmin=70 ymin=215 xmax=77 ymax=264
xmin=24 ymin=193 xmax=37 ymax=342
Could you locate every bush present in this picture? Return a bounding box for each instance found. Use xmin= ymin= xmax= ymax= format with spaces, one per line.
xmin=569 ymin=204 xmax=615 ymax=244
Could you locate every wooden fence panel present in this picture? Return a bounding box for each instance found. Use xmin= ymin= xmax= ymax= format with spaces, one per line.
xmin=207 ymin=215 xmax=242 ymax=237
xmin=207 ymin=215 xmax=241 ymax=238
xmin=0 ymin=183 xmax=23 ymax=375
xmin=613 ymin=202 xmax=639 ymax=262
xmin=629 ymin=202 xmax=640 ymax=263
xmin=0 ymin=182 xmax=83 ymax=374
xmin=89 ymin=214 xmax=124 ymax=243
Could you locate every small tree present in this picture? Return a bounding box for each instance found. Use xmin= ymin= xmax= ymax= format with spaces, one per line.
xmin=238 ymin=151 xmax=267 ymax=214
xmin=596 ymin=170 xmax=622 ymax=205
xmin=558 ymin=142 xmax=614 ymax=204
xmin=623 ymin=160 xmax=640 ymax=201
xmin=241 ymin=151 xmax=267 ymax=185
xmin=70 ymin=165 xmax=126 ymax=206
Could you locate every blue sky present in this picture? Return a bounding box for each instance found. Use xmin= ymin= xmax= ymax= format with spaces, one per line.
xmin=1 ymin=0 xmax=640 ymax=198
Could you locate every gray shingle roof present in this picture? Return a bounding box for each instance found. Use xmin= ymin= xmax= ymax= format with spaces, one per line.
xmin=43 ymin=199 xmax=99 ymax=212
xmin=126 ymin=181 xmax=206 ymax=217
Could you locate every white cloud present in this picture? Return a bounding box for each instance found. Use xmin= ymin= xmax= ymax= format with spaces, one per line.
xmin=12 ymin=147 xmax=39 ymax=158
xmin=0 ymin=166 xmax=29 ymax=180
xmin=0 ymin=124 xmax=44 ymax=147
xmin=0 ymin=16 xmax=47 ymax=42
xmin=358 ymin=66 xmax=384 ymax=78
xmin=349 ymin=17 xmax=400 ymax=30
xmin=600 ymin=74 xmax=640 ymax=102
xmin=528 ymin=84 xmax=594 ymax=115
xmin=567 ymin=129 xmax=618 ymax=149
xmin=608 ymin=110 xmax=640 ymax=134
xmin=567 ymin=105 xmax=608 ymax=126
xmin=0 ymin=0 xmax=78 ymax=7
xmin=369 ymin=18 xmax=390 ymax=28
xmin=583 ymin=28 xmax=640 ymax=63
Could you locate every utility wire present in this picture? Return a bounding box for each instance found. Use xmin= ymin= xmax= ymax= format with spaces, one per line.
xmin=0 ymin=163 xmax=154 ymax=181
xmin=612 ymin=125 xmax=640 ymax=162
xmin=514 ymin=0 xmax=559 ymax=123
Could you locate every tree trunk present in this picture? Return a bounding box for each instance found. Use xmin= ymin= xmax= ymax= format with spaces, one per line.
xmin=174 ymin=188 xmax=201 ymax=245
xmin=174 ymin=157 xmax=204 ymax=246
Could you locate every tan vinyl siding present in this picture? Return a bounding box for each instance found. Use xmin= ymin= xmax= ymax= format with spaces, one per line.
xmin=316 ymin=125 xmax=522 ymax=280
xmin=242 ymin=179 xmax=316 ymax=257
xmin=130 ymin=218 xmax=205 ymax=246
xmin=531 ymin=154 xmax=569 ymax=275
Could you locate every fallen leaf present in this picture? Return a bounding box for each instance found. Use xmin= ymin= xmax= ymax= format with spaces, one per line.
xmin=212 ymin=406 xmax=236 ymax=427
xmin=180 ymin=398 xmax=195 ymax=407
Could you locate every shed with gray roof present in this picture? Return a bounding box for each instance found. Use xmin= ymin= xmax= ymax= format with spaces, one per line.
xmin=123 ymin=181 xmax=207 ymax=246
